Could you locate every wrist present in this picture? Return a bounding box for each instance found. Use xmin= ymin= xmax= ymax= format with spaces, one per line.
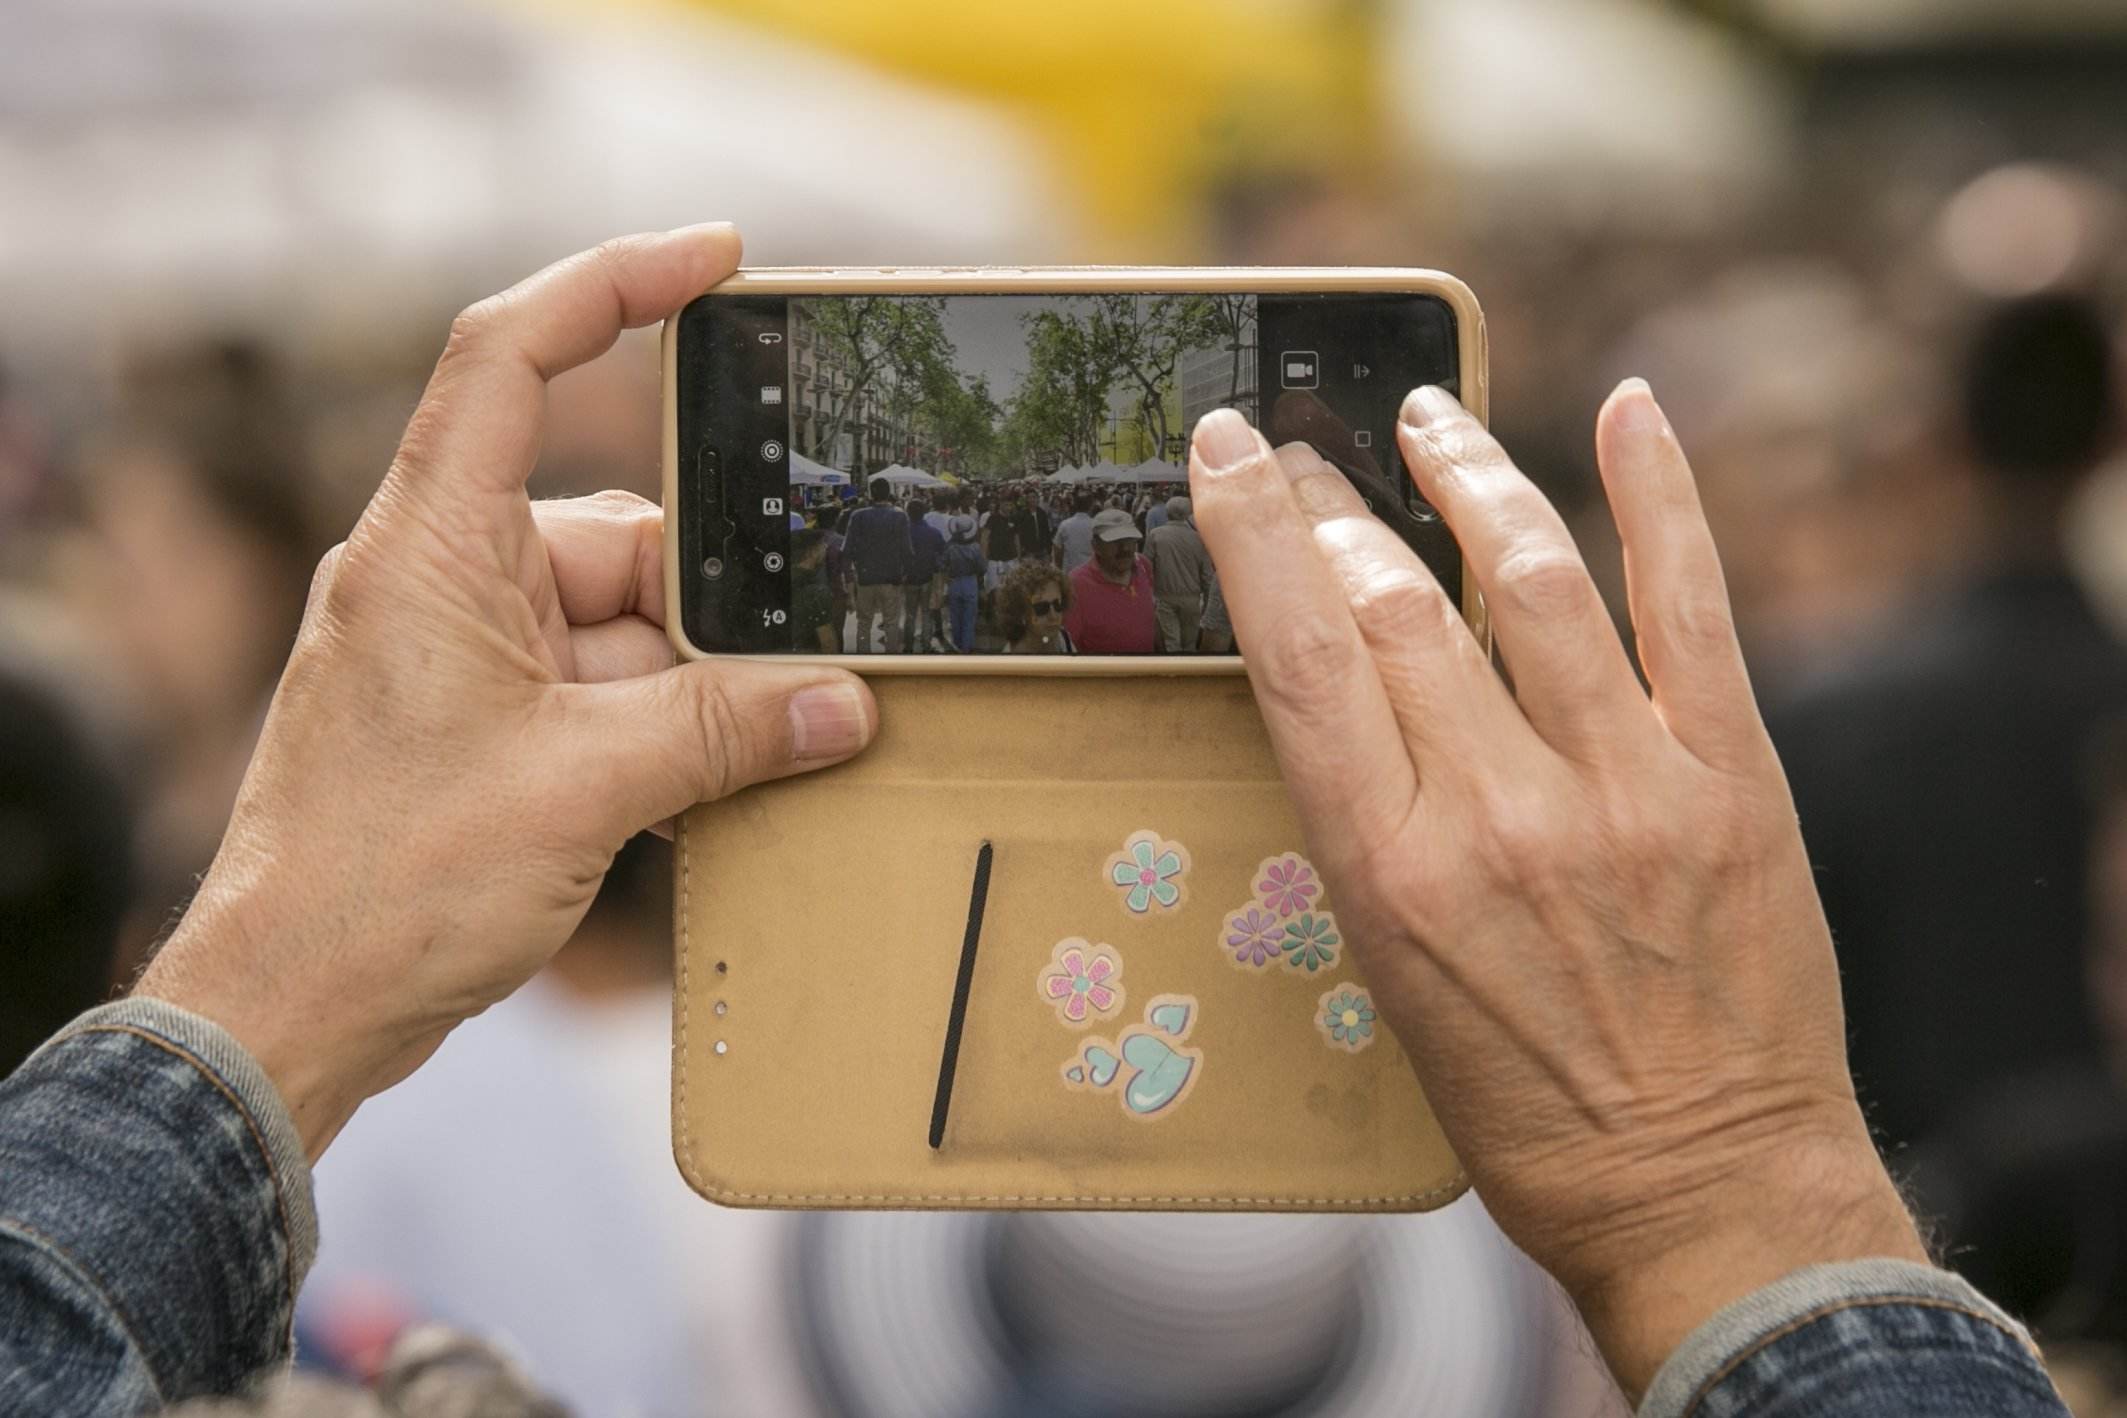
xmin=137 ymin=877 xmax=383 ymax=1160
xmin=1561 ymin=1117 xmax=1926 ymax=1400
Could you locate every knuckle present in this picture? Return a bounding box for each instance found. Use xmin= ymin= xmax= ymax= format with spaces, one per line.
xmin=685 ymin=672 xmax=754 ymax=802
xmin=1656 ymin=583 xmax=1738 ymax=658
xmin=1347 ymin=568 xmax=1450 ymax=637
xmin=1491 ymin=547 xmax=1594 ymax=623
xmin=308 ymin=542 xmax=347 ymax=599
xmin=1249 ymin=614 xmax=1362 ymax=711
xmin=444 ymin=294 xmax=508 ymax=358
xmin=1473 ymin=784 xmax=1571 ymax=888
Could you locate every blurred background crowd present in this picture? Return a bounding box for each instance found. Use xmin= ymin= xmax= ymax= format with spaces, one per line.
xmin=8 ymin=0 xmax=2127 ymax=1414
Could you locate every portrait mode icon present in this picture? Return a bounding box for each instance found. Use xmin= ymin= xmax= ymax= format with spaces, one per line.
xmin=1280 ymin=351 xmax=1319 ymax=389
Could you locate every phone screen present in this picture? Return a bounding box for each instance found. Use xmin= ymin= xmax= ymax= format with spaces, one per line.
xmin=675 ymin=289 xmax=1461 ymax=656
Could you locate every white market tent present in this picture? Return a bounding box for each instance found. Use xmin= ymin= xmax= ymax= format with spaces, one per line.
xmin=870 ymin=463 xmax=951 ymax=489
xmin=1124 ymin=457 xmax=1185 ymax=485
xmin=789 ymin=451 xmax=850 ymax=487
xmin=1043 ymin=463 xmax=1083 ymax=484
xmin=1084 ymin=460 xmax=1131 ymax=484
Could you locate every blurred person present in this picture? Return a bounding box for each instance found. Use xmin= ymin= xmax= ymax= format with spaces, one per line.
xmin=924 ymin=490 xmax=953 ymax=537
xmin=1146 ymin=494 xmax=1214 ymax=652
xmin=1198 ymin=569 xmax=1235 ymax=654
xmin=1053 ymin=490 xmax=1095 ymax=573
xmin=1768 ymin=293 xmax=2127 ymax=1175
xmin=997 ymin=560 xmax=1074 ymax=655
xmin=1603 ymin=266 xmax=1977 ymax=690
xmin=844 ymin=477 xmax=911 ymax=653
xmin=902 ymin=496 xmax=946 ymax=652
xmin=1063 ymin=508 xmax=1156 ymax=654
xmin=1009 ymin=483 xmax=1052 ymax=573
xmin=0 ymin=664 xmax=132 ymax=1076
xmin=0 ymin=362 xmax=54 ymax=537
xmin=167 ymin=1327 xmax=567 ymax=1418
xmin=791 ymin=528 xmax=838 ymax=653
xmin=942 ymin=512 xmax=985 ymax=652
xmin=982 ymin=489 xmax=1024 ymax=594
xmin=815 ymin=506 xmax=850 ymax=653
xmin=0 ymin=229 xmax=2079 ymax=1417
xmin=297 ymin=837 xmax=810 ymax=1416
xmin=51 ymin=340 xmax=323 ymax=972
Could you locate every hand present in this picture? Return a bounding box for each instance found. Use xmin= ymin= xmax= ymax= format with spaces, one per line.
xmin=1187 ymin=386 xmax=1924 ymax=1397
xmin=137 ymin=227 xmax=878 ymax=1158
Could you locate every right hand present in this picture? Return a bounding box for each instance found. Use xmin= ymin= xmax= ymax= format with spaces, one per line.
xmin=1186 ymin=386 xmax=1924 ymax=1398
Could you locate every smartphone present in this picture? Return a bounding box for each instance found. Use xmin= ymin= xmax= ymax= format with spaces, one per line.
xmin=662 ymin=268 xmax=1485 ymax=667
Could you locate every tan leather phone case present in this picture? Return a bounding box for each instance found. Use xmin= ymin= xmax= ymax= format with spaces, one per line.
xmin=667 ymin=269 xmax=1486 ymax=1212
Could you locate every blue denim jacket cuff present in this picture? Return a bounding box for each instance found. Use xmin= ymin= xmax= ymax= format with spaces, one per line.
xmin=38 ymin=998 xmax=318 ymax=1283
xmin=1638 ymin=1258 xmax=2039 ymax=1418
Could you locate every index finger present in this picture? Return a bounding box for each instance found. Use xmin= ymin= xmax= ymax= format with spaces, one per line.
xmin=391 ymin=224 xmax=743 ymax=506
xmin=1188 ymin=410 xmax=1419 ymax=857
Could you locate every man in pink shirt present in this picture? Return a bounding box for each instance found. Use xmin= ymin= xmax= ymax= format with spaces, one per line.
xmin=1064 ymin=508 xmax=1157 ymax=654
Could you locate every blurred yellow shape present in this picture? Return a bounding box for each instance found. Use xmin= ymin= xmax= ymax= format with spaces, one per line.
xmin=670 ymin=0 xmax=1381 ymax=246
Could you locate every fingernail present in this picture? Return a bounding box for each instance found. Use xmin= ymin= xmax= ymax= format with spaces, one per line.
xmin=788 ymin=682 xmax=870 ymax=761
xmin=1194 ymin=409 xmax=1260 ymax=470
xmin=1399 ymin=386 xmax=1463 ymax=429
xmin=1614 ymin=377 xmax=1669 ymax=436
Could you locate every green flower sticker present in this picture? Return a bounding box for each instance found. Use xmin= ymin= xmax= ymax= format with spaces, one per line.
xmin=1317 ymin=985 xmax=1377 ymax=1053
xmin=1281 ymin=911 xmax=1340 ymax=972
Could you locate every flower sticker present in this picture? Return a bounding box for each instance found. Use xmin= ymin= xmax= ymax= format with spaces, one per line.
xmin=1222 ymin=905 xmax=1284 ymax=970
xmin=1317 ymin=986 xmax=1377 ymax=1053
xmin=1039 ymin=939 xmax=1124 ymax=1026
xmin=1281 ymin=912 xmax=1340 ymax=973
xmin=1256 ymin=854 xmax=1321 ymax=918
xmin=1107 ymin=830 xmax=1189 ymax=915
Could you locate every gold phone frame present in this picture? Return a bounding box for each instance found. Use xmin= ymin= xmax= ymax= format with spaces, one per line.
xmin=661 ymin=266 xmax=1490 ymax=674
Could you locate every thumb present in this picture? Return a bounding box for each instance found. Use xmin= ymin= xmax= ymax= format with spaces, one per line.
xmin=568 ymin=660 xmax=877 ymax=837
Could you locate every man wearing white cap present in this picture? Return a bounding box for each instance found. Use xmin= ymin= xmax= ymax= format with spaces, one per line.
xmin=1064 ymin=508 xmax=1157 ymax=654
xmin=1146 ymin=494 xmax=1214 ymax=653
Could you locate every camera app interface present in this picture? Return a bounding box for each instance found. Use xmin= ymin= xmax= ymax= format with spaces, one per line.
xmin=677 ymin=290 xmax=1460 ymax=655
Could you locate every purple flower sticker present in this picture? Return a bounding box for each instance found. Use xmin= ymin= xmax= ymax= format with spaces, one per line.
xmin=1223 ymin=906 xmax=1284 ymax=969
xmin=1257 ymin=855 xmax=1320 ymax=918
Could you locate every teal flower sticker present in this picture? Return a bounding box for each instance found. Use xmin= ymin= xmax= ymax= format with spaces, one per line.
xmin=1106 ymin=831 xmax=1189 ymax=915
xmin=1317 ymin=985 xmax=1377 ymax=1053
xmin=1281 ymin=911 xmax=1340 ymax=972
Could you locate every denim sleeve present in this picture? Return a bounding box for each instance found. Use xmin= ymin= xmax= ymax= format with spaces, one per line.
xmin=0 ymin=999 xmax=317 ymax=1416
xmin=1638 ymin=1258 xmax=2069 ymax=1418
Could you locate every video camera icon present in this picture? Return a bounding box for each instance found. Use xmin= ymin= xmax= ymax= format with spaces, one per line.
xmin=1280 ymin=351 xmax=1319 ymax=390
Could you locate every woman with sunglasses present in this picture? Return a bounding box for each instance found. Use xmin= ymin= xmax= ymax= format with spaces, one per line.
xmin=998 ymin=560 xmax=1075 ymax=655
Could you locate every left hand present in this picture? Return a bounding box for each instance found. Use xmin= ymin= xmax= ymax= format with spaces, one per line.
xmin=138 ymin=226 xmax=878 ymax=1157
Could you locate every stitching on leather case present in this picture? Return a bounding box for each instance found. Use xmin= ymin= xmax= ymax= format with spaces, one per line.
xmin=675 ymin=808 xmax=1465 ymax=1208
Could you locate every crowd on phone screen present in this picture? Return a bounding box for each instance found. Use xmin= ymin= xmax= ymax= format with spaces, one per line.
xmin=789 ymin=475 xmax=1232 ymax=656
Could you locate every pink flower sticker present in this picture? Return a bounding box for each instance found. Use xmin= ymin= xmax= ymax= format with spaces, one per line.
xmin=1256 ymin=854 xmax=1321 ymax=918
xmin=1038 ymin=939 xmax=1124 ymax=1027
